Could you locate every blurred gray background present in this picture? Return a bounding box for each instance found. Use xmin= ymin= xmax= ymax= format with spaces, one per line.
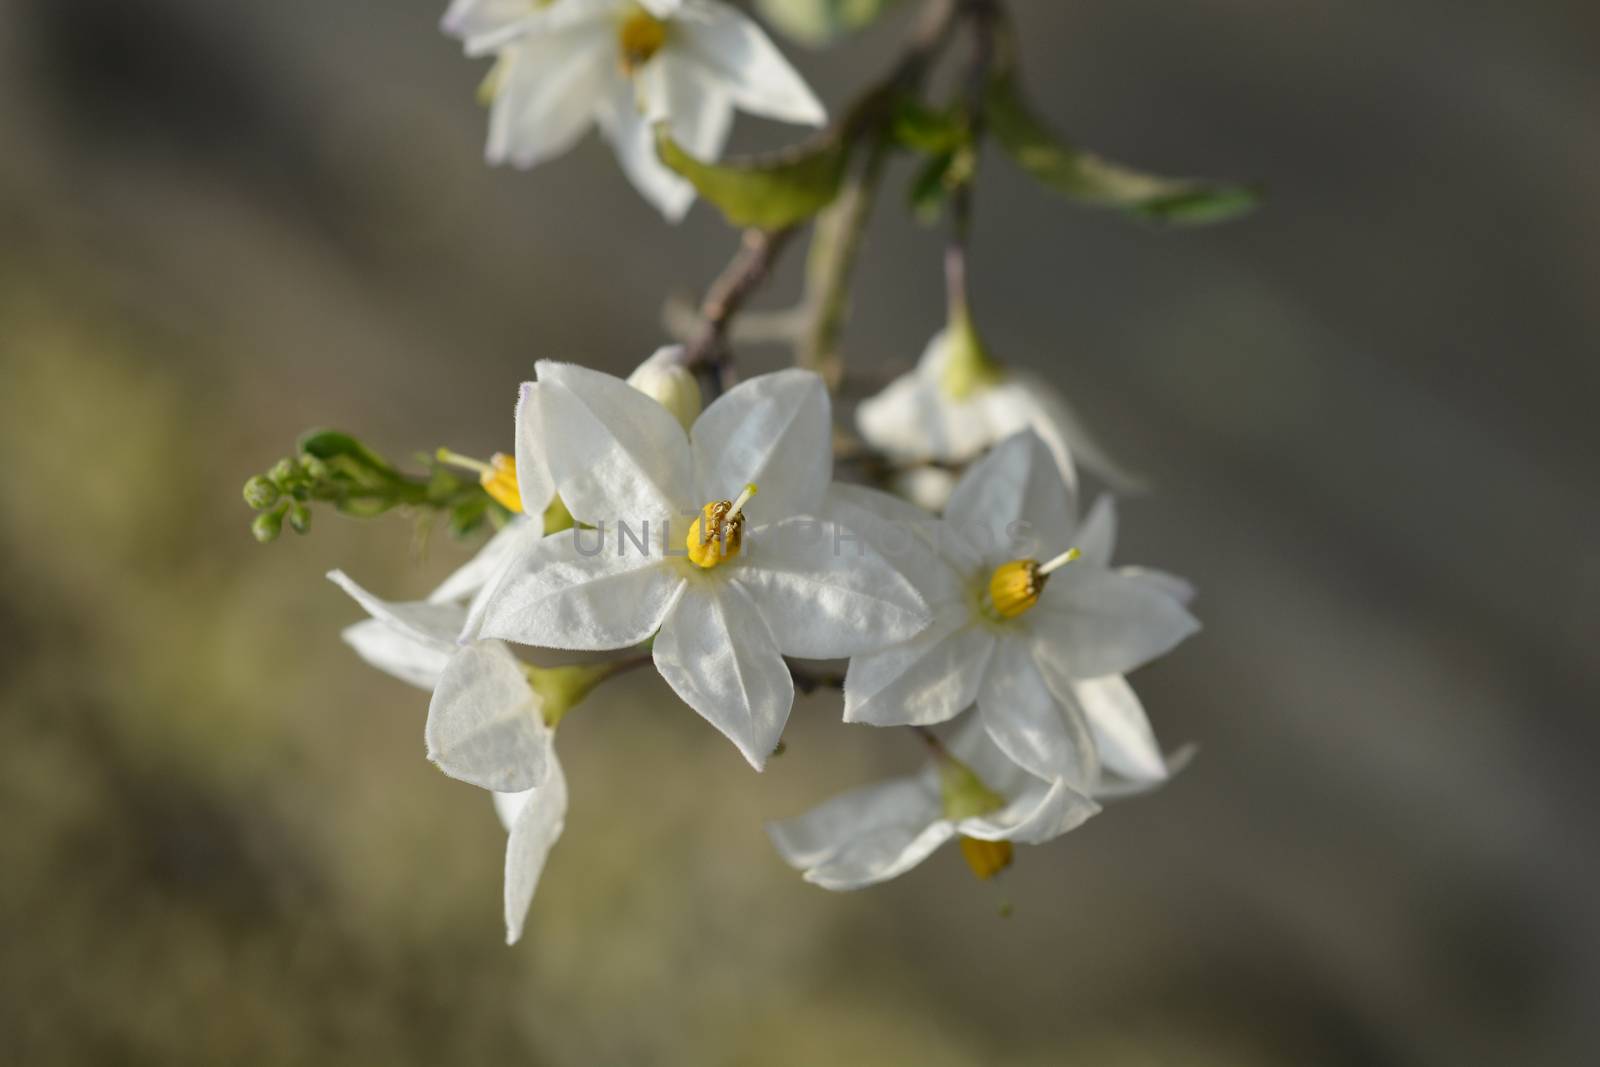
xmin=1 ymin=0 xmax=1597 ymax=1063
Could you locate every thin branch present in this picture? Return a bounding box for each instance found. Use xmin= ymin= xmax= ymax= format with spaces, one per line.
xmin=680 ymin=226 xmax=797 ymax=393
xmin=678 ymin=0 xmax=966 ymax=390
xmin=800 ymin=0 xmax=965 ymax=388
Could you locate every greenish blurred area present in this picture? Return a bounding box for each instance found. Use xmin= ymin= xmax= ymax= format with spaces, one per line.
xmin=2 ymin=0 xmax=1597 ymax=1064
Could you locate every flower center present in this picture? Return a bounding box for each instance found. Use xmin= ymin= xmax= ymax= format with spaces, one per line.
xmin=686 ymin=483 xmax=758 ymax=569
xmin=986 ymin=547 xmax=1080 ymax=620
xmin=617 ymin=8 xmax=669 ymax=74
xmin=437 ymin=448 xmax=523 ymax=514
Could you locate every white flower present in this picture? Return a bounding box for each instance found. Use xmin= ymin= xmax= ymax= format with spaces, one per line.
xmin=840 ymin=430 xmax=1199 ymax=788
xmin=445 ymin=0 xmax=826 ymax=221
xmin=856 ymin=323 xmax=1144 ymax=503
xmin=766 ymin=713 xmax=1099 ymax=890
xmin=330 ymin=526 xmax=565 ymax=944
xmin=469 ymin=361 xmax=931 ymax=769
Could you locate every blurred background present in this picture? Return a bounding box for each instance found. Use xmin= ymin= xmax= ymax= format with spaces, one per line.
xmin=2 ymin=0 xmax=1597 ymax=1063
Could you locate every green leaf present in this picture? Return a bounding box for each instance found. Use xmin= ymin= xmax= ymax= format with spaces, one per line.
xmin=890 ymin=98 xmax=966 ymax=155
xmin=986 ymin=75 xmax=1259 ymax=225
xmin=655 ymin=124 xmax=851 ymax=230
xmin=755 ymin=0 xmax=905 ymax=47
xmin=296 ymin=429 xmax=398 ymax=476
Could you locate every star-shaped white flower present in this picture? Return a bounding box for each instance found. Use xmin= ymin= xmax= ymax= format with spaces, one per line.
xmin=856 ymin=325 xmax=1144 ymax=502
xmin=445 ymin=0 xmax=826 ymax=221
xmin=469 ymin=361 xmax=931 ymax=769
xmin=766 ymin=713 xmax=1099 ymax=890
xmin=331 ymin=533 xmax=564 ymax=945
xmin=840 ymin=429 xmax=1199 ymax=787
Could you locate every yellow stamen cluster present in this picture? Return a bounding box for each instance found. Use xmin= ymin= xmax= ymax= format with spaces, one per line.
xmin=480 ymin=453 xmax=523 ymax=514
xmin=686 ymin=483 xmax=758 ymax=569
xmin=958 ymin=837 xmax=1014 ymax=880
xmin=988 ymin=560 xmax=1043 ymax=620
xmin=618 ymin=8 xmax=669 ymax=74
xmin=986 ymin=547 xmax=1081 ymax=620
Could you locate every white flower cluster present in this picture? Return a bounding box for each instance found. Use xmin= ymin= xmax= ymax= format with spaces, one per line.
xmin=337 ymin=348 xmax=1197 ymax=942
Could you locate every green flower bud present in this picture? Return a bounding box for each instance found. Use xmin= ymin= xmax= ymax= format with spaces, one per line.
xmin=267 ymin=457 xmax=298 ymax=488
xmin=242 ymin=475 xmax=280 ymax=511
xmin=252 ymin=502 xmax=288 ymax=543
xmin=287 ymin=501 xmax=312 ymax=535
xmin=298 ymin=454 xmax=332 ymax=482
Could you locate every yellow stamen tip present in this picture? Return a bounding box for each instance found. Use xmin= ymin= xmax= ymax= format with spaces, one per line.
xmin=958 ymin=837 xmax=1014 ymax=881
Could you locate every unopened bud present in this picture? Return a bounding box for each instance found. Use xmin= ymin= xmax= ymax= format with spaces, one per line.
xmin=628 ymin=347 xmax=702 ymax=431
xmin=268 ymin=458 xmax=297 ymax=488
xmin=298 ymin=454 xmax=331 ymax=482
xmin=243 ymin=475 xmax=280 ymax=511
xmin=287 ymin=501 xmax=312 ymax=535
xmin=252 ymin=503 xmax=288 ymax=543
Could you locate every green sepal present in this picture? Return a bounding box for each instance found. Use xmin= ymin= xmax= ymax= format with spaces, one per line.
xmin=655 ymin=123 xmax=853 ymax=230
xmin=986 ymin=74 xmax=1259 ymax=225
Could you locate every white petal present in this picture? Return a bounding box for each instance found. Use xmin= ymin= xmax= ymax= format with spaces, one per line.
xmin=341 ymin=620 xmax=452 ymax=691
xmin=485 ymin=32 xmax=609 ymax=169
xmin=474 ymin=528 xmax=686 ymax=650
xmin=1075 ymin=494 xmax=1117 ymax=568
xmin=1096 ymin=744 xmax=1197 ymax=800
xmin=1120 ymin=566 xmax=1197 ymax=606
xmin=536 ymin=361 xmax=694 ymax=523
xmin=689 ymin=368 xmax=831 ymax=521
xmin=735 ymin=517 xmax=930 ymax=659
xmin=498 ymin=757 xmax=568 ymax=945
xmin=464 ymin=0 xmax=619 ymax=53
xmin=766 ymin=775 xmax=937 ymax=868
xmin=854 ymin=333 xmax=995 ymax=463
xmin=977 ymin=639 xmax=1097 ymax=787
xmin=944 ymin=430 xmax=1077 ymax=567
xmin=426 ymin=642 xmax=550 ymax=793
xmin=766 ymin=776 xmax=950 ymax=890
xmin=977 ymin=381 xmax=1080 ymax=497
xmin=960 ymin=776 xmax=1099 ymax=846
xmin=1072 ymin=675 xmax=1166 ymax=783
xmin=327 ymin=570 xmax=463 ymax=651
xmin=595 ymin=74 xmax=697 ymax=221
xmin=513 ymin=382 xmax=557 ymax=519
xmin=676 ymin=4 xmax=825 ymax=126
xmin=1031 ymin=565 xmax=1201 ymax=679
xmin=427 ymin=518 xmax=543 ymax=608
xmin=819 ymin=483 xmax=961 ymax=605
xmin=1011 ymin=368 xmax=1146 ymax=494
xmin=653 ymin=580 xmax=794 ymax=770
xmin=801 ymin=821 xmax=954 ymax=890
xmin=640 ymin=52 xmax=734 ymax=163
xmin=442 ymin=0 xmax=547 ymax=42
xmin=843 ymin=620 xmax=995 ymax=727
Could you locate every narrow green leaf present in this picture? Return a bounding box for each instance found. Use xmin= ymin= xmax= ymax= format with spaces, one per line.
xmin=655 ymin=124 xmax=851 ymax=230
xmin=890 ymin=98 xmax=966 ymax=155
xmin=296 ymin=429 xmax=398 ymax=476
xmin=986 ymin=75 xmax=1259 ymax=225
